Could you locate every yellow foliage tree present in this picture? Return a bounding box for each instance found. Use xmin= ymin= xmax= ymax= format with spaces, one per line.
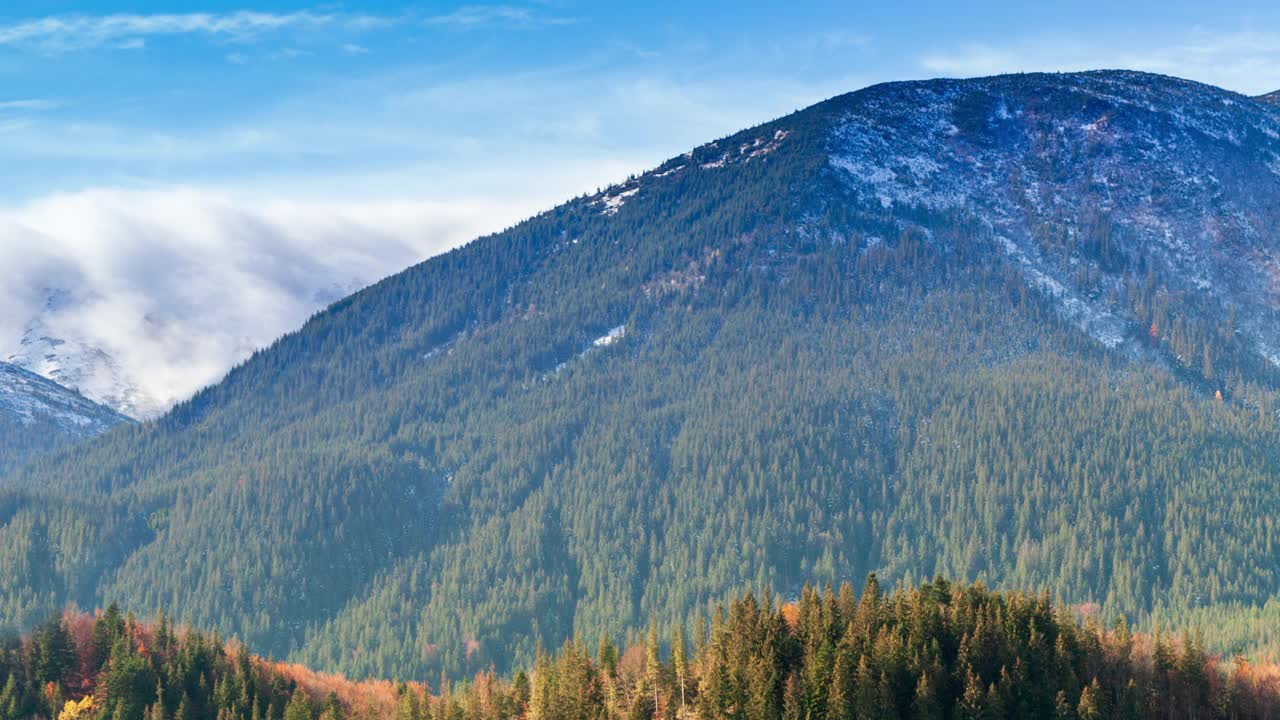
xmin=58 ymin=696 xmax=97 ymax=720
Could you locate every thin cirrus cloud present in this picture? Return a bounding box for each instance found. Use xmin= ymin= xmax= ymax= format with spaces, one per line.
xmin=0 ymin=98 xmax=55 ymax=111
xmin=0 ymin=10 xmax=387 ymax=52
xmin=426 ymin=5 xmax=574 ymax=27
xmin=0 ymin=6 xmax=573 ymax=54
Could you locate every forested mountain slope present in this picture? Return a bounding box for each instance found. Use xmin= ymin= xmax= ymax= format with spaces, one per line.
xmin=0 ymin=361 xmax=130 ymax=476
xmin=5 ymin=70 xmax=1280 ymax=681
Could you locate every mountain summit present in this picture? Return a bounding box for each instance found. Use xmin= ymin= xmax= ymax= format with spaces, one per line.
xmin=5 ymin=70 xmax=1280 ymax=679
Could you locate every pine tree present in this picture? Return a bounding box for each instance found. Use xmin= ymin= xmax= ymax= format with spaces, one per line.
xmin=670 ymin=625 xmax=688 ymax=715
xmin=32 ymin=618 xmax=75 ymax=684
xmin=528 ymin=645 xmax=551 ymax=720
xmin=1076 ymin=679 xmax=1102 ymax=720
xmin=283 ymin=688 xmax=313 ymax=720
xmin=957 ymin=670 xmax=985 ymax=720
xmin=852 ymin=655 xmax=881 ymax=719
xmin=1112 ymin=616 xmax=1132 ymax=664
xmin=0 ymin=675 xmax=19 ymax=720
xmin=512 ymin=670 xmax=530 ymax=713
xmin=93 ymin=604 xmax=125 ymax=671
xmin=782 ymin=672 xmax=803 ymax=720
xmin=645 ymin=623 xmax=662 ymax=716
xmin=910 ymin=672 xmax=941 ymax=720
xmin=826 ymin=650 xmax=853 ymax=720
xmin=319 ymin=692 xmax=343 ymax=720
xmin=598 ymin=634 xmax=619 ymax=679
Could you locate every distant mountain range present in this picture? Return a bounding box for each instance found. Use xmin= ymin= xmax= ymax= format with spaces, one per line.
xmin=5 ymin=70 xmax=1280 ymax=683
xmin=0 ymin=360 xmax=130 ymax=474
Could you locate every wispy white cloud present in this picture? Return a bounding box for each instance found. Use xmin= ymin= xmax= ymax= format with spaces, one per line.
xmin=0 ymin=98 xmax=56 ymax=111
xmin=0 ymin=11 xmax=388 ymax=52
xmin=0 ymin=187 xmax=541 ymax=416
xmin=919 ymin=30 xmax=1280 ymax=96
xmin=426 ymin=5 xmax=574 ymax=28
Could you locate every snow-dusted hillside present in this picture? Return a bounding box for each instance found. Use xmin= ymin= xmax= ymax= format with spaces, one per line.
xmin=825 ymin=71 xmax=1280 ymax=369
xmin=0 ymin=360 xmax=130 ymax=437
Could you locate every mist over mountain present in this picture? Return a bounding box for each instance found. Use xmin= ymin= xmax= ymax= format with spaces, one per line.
xmin=0 ymin=190 xmax=519 ymax=418
xmin=5 ymin=70 xmax=1280 ymax=682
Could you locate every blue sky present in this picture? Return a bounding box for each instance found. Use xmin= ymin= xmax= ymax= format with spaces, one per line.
xmin=3 ymin=1 xmax=1280 ymax=414
xmin=1 ymin=1 xmax=1279 ymax=202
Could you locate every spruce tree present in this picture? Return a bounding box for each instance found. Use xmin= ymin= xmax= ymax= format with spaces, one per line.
xmin=645 ymin=623 xmax=662 ymax=715
xmin=1076 ymin=679 xmax=1102 ymax=720
xmin=283 ymin=688 xmax=313 ymax=720
xmin=910 ymin=672 xmax=941 ymax=720
xmin=670 ymin=625 xmax=688 ymax=714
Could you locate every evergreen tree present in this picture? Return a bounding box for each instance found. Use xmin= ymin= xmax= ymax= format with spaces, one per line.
xmin=645 ymin=623 xmax=662 ymax=715
xmin=283 ymin=688 xmax=313 ymax=720
xmin=670 ymin=624 xmax=688 ymax=716
xmin=93 ymin=603 xmax=126 ymax=671
xmin=1076 ymin=679 xmax=1103 ymax=720
xmin=1052 ymin=690 xmax=1074 ymax=720
xmin=957 ymin=670 xmax=986 ymax=720
xmin=31 ymin=618 xmax=74 ymax=685
xmin=782 ymin=672 xmax=803 ymax=720
xmin=910 ymin=672 xmax=941 ymax=720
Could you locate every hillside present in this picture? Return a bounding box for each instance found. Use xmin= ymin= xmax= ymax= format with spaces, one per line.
xmin=7 ymin=579 xmax=1280 ymax=720
xmin=0 ymin=361 xmax=131 ymax=476
xmin=5 ymin=70 xmax=1280 ymax=681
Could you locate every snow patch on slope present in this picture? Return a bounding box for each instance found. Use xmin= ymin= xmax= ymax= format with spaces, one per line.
xmin=592 ymin=325 xmax=626 ymax=348
xmin=598 ymin=187 xmax=639 ymax=216
xmin=0 ymin=360 xmax=129 ymax=434
xmin=997 ymin=237 xmax=1126 ymax=348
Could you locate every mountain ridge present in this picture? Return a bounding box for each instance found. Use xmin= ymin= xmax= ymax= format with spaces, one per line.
xmin=0 ymin=359 xmax=132 ymax=475
xmin=5 ymin=69 xmax=1280 ymax=681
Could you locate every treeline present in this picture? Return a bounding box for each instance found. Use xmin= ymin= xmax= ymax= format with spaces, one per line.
xmin=0 ymin=603 xmax=423 ymax=720
xmin=488 ymin=577 xmax=1280 ymax=720
xmin=8 ymin=579 xmax=1280 ymax=720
